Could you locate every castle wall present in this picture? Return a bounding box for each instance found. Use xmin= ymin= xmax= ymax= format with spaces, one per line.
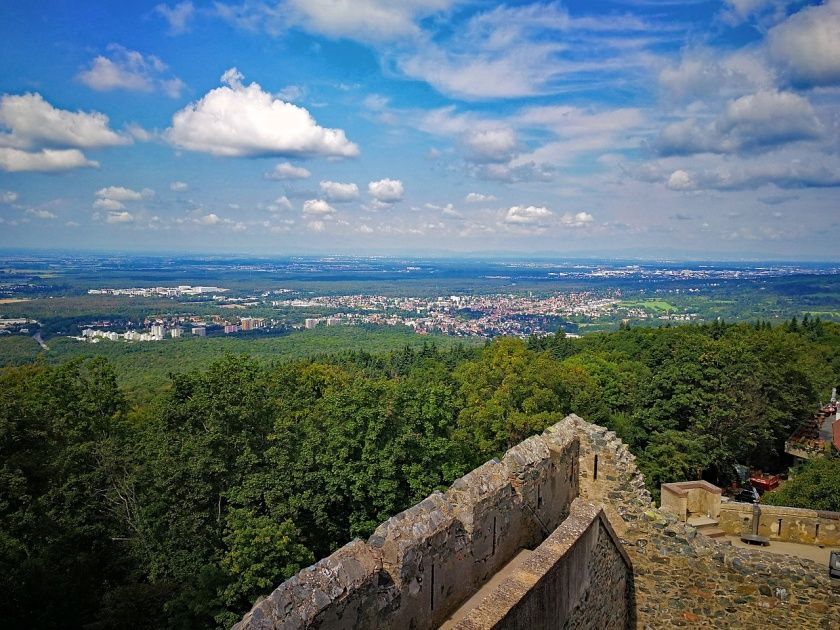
xmin=449 ymin=500 xmax=632 ymax=630
xmin=233 ymin=423 xmax=580 ymax=630
xmin=233 ymin=413 xmax=840 ymax=630
xmin=547 ymin=415 xmax=653 ymax=533
xmin=718 ymin=502 xmax=840 ymax=546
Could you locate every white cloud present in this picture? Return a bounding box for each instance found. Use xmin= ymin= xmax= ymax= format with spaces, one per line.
xmin=654 ymin=152 xmax=840 ymax=191
xmin=0 ymin=92 xmax=127 ymax=150
xmin=166 ymin=68 xmax=359 ymax=158
xmin=95 ymin=186 xmax=152 ymax=202
xmin=475 ymin=161 xmax=554 ymax=183
xmin=307 ymin=219 xmax=326 ymax=232
xmin=291 ymin=0 xmax=448 ymax=40
xmin=275 ymin=85 xmax=304 ymax=102
xmin=265 ymin=161 xmax=311 ymax=180
xmin=368 ymin=178 xmax=404 ymax=203
xmin=357 ymin=224 xmax=374 ymax=234
xmin=363 ymin=94 xmax=389 ymax=111
xmin=198 ymin=213 xmax=221 ymax=225
xmin=721 ymin=0 xmax=795 ymax=24
xmin=657 ymin=91 xmax=822 ymax=155
xmin=155 ymin=2 xmax=195 ymax=34
xmin=465 ymin=192 xmax=496 ymax=203
xmin=504 ymin=205 xmax=552 ymax=225
xmin=1 ymin=190 xmax=19 ymax=203
xmin=0 ymin=147 xmax=98 ymax=172
xmin=93 ymin=198 xmax=126 ymax=211
xmin=77 ymin=45 xmax=185 ymax=97
xmin=105 ymin=211 xmax=135 ymax=223
xmin=320 ymin=180 xmax=359 ymax=202
xmin=25 ymin=208 xmax=57 ymax=220
xmin=398 ymin=42 xmax=563 ymax=100
xmin=395 ymin=2 xmax=673 ymax=99
xmin=658 ymin=49 xmax=774 ymax=102
xmin=170 ymin=180 xmax=189 ymax=192
xmin=560 ymin=211 xmax=594 ymax=227
xmin=462 ymin=128 xmax=518 ymax=163
xmin=302 ymin=198 xmax=336 ymax=215
xmin=767 ymin=0 xmax=840 ymax=87
xmin=125 ymin=123 xmax=153 ymax=142
xmin=267 ymin=195 xmax=292 ymax=212
xmin=666 ymin=170 xmax=693 ymax=191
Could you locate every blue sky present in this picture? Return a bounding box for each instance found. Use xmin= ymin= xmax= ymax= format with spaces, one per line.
xmin=1 ymin=1 xmax=838 ymax=258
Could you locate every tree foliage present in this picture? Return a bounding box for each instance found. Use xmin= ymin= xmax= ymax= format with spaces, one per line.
xmin=762 ymin=456 xmax=840 ymax=512
xmin=0 ymin=320 xmax=838 ymax=628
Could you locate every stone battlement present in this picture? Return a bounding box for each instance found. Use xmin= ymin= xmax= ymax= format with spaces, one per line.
xmin=234 ymin=416 xmax=586 ymax=630
xmin=234 ymin=415 xmax=840 ymax=629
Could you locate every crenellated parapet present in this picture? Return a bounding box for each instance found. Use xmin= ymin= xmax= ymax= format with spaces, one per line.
xmin=234 ymin=416 xmax=586 ymax=630
xmin=233 ymin=414 xmax=839 ymax=630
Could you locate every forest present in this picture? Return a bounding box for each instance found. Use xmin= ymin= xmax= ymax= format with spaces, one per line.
xmin=1 ymin=318 xmax=839 ymax=629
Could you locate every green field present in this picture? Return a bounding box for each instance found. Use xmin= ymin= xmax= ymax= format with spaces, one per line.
xmin=619 ymin=299 xmax=677 ymax=312
xmin=0 ymin=326 xmax=480 ymax=401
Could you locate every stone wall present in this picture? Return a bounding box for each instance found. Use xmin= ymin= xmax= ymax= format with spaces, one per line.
xmin=719 ymin=502 xmax=840 ymax=546
xmin=625 ymin=511 xmax=840 ymax=629
xmin=548 ymin=414 xmax=653 ymax=534
xmin=232 ymin=413 xmax=840 ymax=630
xmin=450 ymin=499 xmax=632 ymax=630
xmin=233 ymin=424 xmax=580 ymax=630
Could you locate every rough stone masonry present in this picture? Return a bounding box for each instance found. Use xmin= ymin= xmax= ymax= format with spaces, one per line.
xmin=233 ymin=414 xmax=840 ymax=629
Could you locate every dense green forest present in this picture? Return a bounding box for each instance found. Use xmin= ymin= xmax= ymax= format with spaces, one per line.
xmin=0 ymin=326 xmax=479 ymax=402
xmin=1 ymin=320 xmax=838 ymax=628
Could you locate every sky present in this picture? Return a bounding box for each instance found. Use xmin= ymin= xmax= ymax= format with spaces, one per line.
xmin=0 ymin=0 xmax=839 ymax=259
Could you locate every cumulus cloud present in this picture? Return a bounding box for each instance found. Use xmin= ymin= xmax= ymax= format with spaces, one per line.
xmin=105 ymin=211 xmax=135 ymax=223
xmin=0 ymin=148 xmax=98 ymax=172
xmin=198 ymin=213 xmax=221 ymax=225
xmin=93 ymin=198 xmax=126 ymax=211
xmin=265 ymin=161 xmax=311 ymax=180
xmin=662 ymin=159 xmax=840 ymax=191
xmin=462 ymin=128 xmax=518 ymax=163
xmin=77 ymin=45 xmax=185 ymax=97
xmin=96 ymin=186 xmax=152 ymax=202
xmin=504 ymin=205 xmax=552 ymax=225
xmin=25 ymin=208 xmax=57 ymax=220
xmin=267 ymin=195 xmax=292 ymax=212
xmin=1 ymin=190 xmax=18 ymax=203
xmin=767 ymin=0 xmax=840 ymax=87
xmin=307 ymin=220 xmax=326 ymax=232
xmin=166 ymin=68 xmax=359 ymax=158
xmin=560 ymin=211 xmax=594 ymax=227
xmin=0 ymin=92 xmax=128 ymax=150
xmin=320 ymin=180 xmax=359 ymax=202
xmin=465 ymin=192 xmax=497 ymax=203
xmin=155 ymin=2 xmax=195 ymax=34
xmin=666 ymin=170 xmax=694 ymax=191
xmin=368 ymin=178 xmax=404 ymax=203
xmin=302 ymin=198 xmax=336 ymax=215
xmin=659 ymin=49 xmax=774 ymax=102
xmin=170 ymin=180 xmax=189 ymax=192
xmin=657 ymin=91 xmax=822 ymax=156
